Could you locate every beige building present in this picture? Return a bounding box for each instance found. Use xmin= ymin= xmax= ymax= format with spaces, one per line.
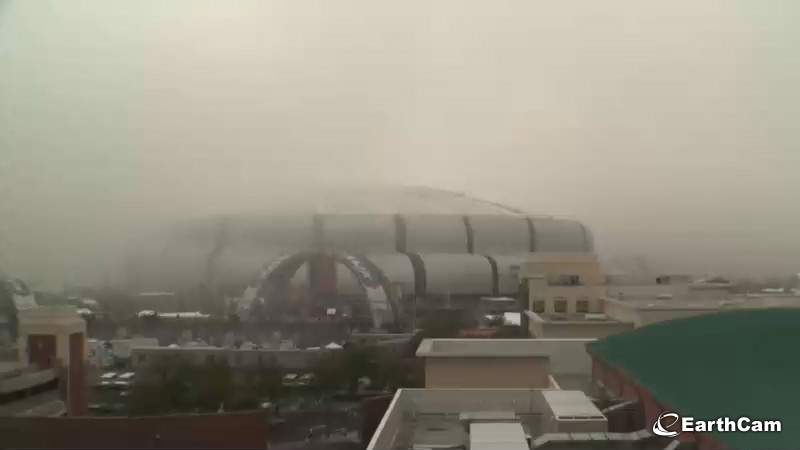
xmin=520 ymin=254 xmax=606 ymax=315
xmin=416 ymin=339 xmax=553 ymax=389
xmin=16 ymin=307 xmax=86 ymax=369
xmin=367 ymin=388 xmax=611 ymax=450
xmin=4 ymin=307 xmax=87 ymax=416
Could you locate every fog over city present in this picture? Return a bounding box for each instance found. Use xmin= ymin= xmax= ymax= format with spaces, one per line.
xmin=1 ymin=0 xmax=799 ymax=285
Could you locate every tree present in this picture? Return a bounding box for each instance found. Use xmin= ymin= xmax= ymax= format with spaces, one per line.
xmin=129 ymin=357 xmax=241 ymax=415
xmin=314 ymin=346 xmax=381 ymax=393
xmin=493 ymin=325 xmax=527 ymax=338
xmin=418 ymin=311 xmax=470 ymax=339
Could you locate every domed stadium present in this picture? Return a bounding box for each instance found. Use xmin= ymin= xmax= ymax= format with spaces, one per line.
xmin=127 ymin=185 xmax=594 ymax=330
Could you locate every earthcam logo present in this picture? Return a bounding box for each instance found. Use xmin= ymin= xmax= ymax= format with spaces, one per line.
xmin=652 ymin=412 xmax=682 ymax=437
xmin=652 ymin=412 xmax=782 ymax=437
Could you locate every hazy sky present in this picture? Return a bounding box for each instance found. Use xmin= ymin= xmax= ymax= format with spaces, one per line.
xmin=1 ymin=1 xmax=799 ymax=284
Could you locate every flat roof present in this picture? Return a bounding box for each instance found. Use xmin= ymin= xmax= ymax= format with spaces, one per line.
xmin=367 ymin=389 xmax=600 ymax=450
xmin=589 ymin=308 xmax=800 ymax=450
xmin=416 ymin=339 xmax=550 ymax=358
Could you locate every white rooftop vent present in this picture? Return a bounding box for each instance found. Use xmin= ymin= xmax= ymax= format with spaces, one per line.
xmin=542 ymin=390 xmax=608 ymax=434
xmin=656 ymin=293 xmax=673 ymax=300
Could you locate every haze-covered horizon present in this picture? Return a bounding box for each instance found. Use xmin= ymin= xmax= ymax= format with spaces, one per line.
xmin=2 ymin=1 xmax=799 ymax=286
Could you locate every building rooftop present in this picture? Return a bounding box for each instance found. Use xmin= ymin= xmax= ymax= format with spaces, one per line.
xmin=588 ymin=308 xmax=800 ymax=450
xmin=366 ymin=389 xmax=667 ymax=450
xmin=367 ymin=389 xmax=557 ymax=450
xmin=416 ymin=339 xmax=550 ymax=358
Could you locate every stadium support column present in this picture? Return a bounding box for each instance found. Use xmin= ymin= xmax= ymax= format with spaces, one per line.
xmin=309 ymin=253 xmax=337 ymax=307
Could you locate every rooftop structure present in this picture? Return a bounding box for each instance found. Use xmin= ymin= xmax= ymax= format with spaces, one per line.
xmin=366 ymin=389 xmax=665 ymax=450
xmin=416 ymin=339 xmax=597 ymax=393
xmin=589 ymin=308 xmax=800 ymax=450
xmin=417 ymin=339 xmax=552 ymax=389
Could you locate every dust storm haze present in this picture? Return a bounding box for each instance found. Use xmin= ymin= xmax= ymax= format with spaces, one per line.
xmin=1 ymin=0 xmax=798 ymax=285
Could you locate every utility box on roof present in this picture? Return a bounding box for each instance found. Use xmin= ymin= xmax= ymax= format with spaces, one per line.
xmin=541 ymin=390 xmax=608 ymax=434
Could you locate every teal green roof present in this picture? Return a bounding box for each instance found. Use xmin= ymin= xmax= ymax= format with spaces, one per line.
xmin=588 ymin=308 xmax=800 ymax=450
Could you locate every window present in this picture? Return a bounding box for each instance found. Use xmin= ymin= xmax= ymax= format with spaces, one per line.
xmin=532 ymin=299 xmax=546 ymax=313
xmin=576 ymin=298 xmax=590 ymax=313
xmin=137 ymin=354 xmax=146 ymax=364
xmin=554 ymin=298 xmax=568 ymax=313
xmin=549 ymin=274 xmax=582 ymax=286
xmin=235 ymin=351 xmax=243 ymax=365
xmin=205 ymin=354 xmax=215 ymax=364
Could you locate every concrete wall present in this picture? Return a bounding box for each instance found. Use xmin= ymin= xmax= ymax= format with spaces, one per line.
xmin=365 ymin=390 xmax=408 ymax=450
xmin=527 ymin=313 xmax=634 ymax=339
xmin=367 ymin=388 xmax=602 ymax=450
xmin=404 ymin=388 xmax=549 ymax=414
xmin=521 ymin=339 xmax=595 ymax=375
xmin=0 ymin=410 xmax=268 ymax=449
xmin=530 ymin=286 xmax=606 ymax=314
xmin=424 ymin=356 xmax=550 ymax=388
xmin=523 ymin=255 xmax=606 ymax=314
xmin=17 ymin=309 xmax=86 ymax=368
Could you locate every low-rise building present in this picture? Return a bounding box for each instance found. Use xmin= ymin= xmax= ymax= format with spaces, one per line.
xmin=365 ymin=388 xmax=666 ymax=450
xmin=416 ymin=339 xmax=552 ymax=389
xmin=2 ymin=307 xmax=87 ymax=417
xmin=417 ymin=338 xmax=598 ymax=392
xmin=521 ymin=254 xmax=607 ymax=316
